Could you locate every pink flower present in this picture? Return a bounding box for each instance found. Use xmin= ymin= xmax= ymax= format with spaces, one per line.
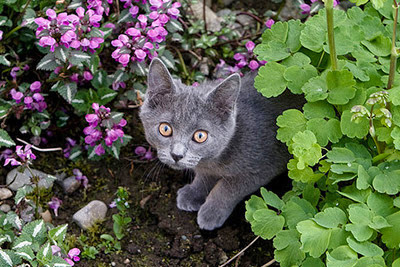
xmin=245 ymin=41 xmax=255 ymax=53
xmin=265 ymin=19 xmax=275 ymax=29
xmin=0 ymin=30 xmax=3 ymax=41
xmin=48 ymin=197 xmax=62 ymax=217
xmin=134 ymin=49 xmax=147 ymax=61
xmin=83 ymin=71 xmax=93 ymax=81
xmin=10 ymin=88 xmax=23 ymax=103
xmin=30 ymin=81 xmax=41 ymax=92
xmin=249 ymin=60 xmax=259 ymax=70
xmin=94 ymin=144 xmax=105 ymax=156
xmin=300 ymin=4 xmax=311 ymax=14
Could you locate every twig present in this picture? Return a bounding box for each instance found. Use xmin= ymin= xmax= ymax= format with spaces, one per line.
xmin=237 ymin=12 xmax=264 ymax=24
xmin=16 ymin=138 xmax=63 ymax=152
xmin=219 ymin=236 xmax=260 ymax=267
xmin=261 ymin=259 xmax=277 ymax=267
xmin=187 ymin=49 xmax=202 ymax=61
xmin=203 ymin=0 xmax=207 ymax=32
xmin=234 ymin=253 xmax=242 ymax=267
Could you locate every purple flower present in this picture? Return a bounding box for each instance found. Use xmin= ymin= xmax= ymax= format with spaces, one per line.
xmin=65 ymin=248 xmax=81 ymax=266
xmin=15 ymin=145 xmax=36 ymax=162
xmin=10 ymin=67 xmax=20 ymax=80
xmin=94 ymin=144 xmax=105 ymax=156
xmin=0 ymin=30 xmax=3 ymax=41
xmin=300 ymin=4 xmax=311 ymax=14
xmin=249 ymin=60 xmax=260 ymax=71
xmin=10 ymin=89 xmax=23 ymax=103
xmin=135 ymin=146 xmax=147 ymax=156
xmin=4 ymin=158 xmax=21 ymax=166
xmin=48 ymin=197 xmax=62 ymax=217
xmin=265 ymin=19 xmax=275 ymax=29
xmin=83 ymin=71 xmax=93 ymax=81
xmin=51 ymin=245 xmax=61 ymax=255
xmin=109 ymin=201 xmax=117 ymax=208
xmin=30 ymin=81 xmax=41 ymax=92
xmin=73 ymin=168 xmax=89 ymax=188
xmin=245 ymin=41 xmax=255 ymax=53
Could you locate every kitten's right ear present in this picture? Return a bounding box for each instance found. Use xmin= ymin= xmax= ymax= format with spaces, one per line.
xmin=147 ymin=58 xmax=175 ymax=100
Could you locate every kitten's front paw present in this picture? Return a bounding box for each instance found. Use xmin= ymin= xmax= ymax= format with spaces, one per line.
xmin=176 ymin=184 xmax=206 ymax=212
xmin=197 ymin=201 xmax=231 ymax=231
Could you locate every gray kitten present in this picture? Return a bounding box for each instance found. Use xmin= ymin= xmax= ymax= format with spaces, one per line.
xmin=139 ymin=58 xmax=303 ymax=230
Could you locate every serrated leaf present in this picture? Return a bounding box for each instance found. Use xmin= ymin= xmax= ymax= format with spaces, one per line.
xmin=254 ymin=62 xmax=287 ymax=98
xmin=345 ymin=204 xmax=374 ymax=242
xmin=250 ymin=209 xmax=285 ymax=239
xmin=58 ymin=83 xmax=77 ymax=103
xmin=281 ymin=196 xmax=316 ymax=229
xmin=296 ymin=220 xmax=332 ymax=258
xmin=288 ymin=159 xmax=324 ymax=183
xmin=372 ymin=170 xmax=400 ymax=195
xmin=302 ymin=76 xmax=329 ymax=102
xmin=346 ymin=236 xmax=383 ymax=257
xmin=361 ymin=34 xmax=391 ymax=57
xmin=314 ymin=207 xmax=347 ymax=228
xmin=303 ymin=100 xmax=336 ymax=119
xmin=326 ymin=245 xmax=358 ymax=267
xmin=37 ymin=53 xmax=58 ymax=71
xmin=306 ymin=118 xmax=342 ymax=146
xmin=54 ymin=46 xmax=69 ymax=63
xmin=98 ymin=87 xmax=118 ymax=105
xmin=0 ymin=129 xmax=15 ymax=148
xmin=341 ymin=110 xmax=369 ymax=139
xmin=289 ymin=130 xmax=322 ymax=169
xmin=276 ymin=109 xmax=307 ymax=144
xmin=70 ymin=51 xmax=91 ymax=66
xmin=260 ymin=187 xmax=284 ymax=210
xmin=381 ymin=211 xmax=400 ymax=248
xmin=273 ymin=230 xmax=305 ymax=267
xmin=284 ymin=64 xmax=318 ymax=94
xmin=326 ymin=70 xmax=356 ymax=105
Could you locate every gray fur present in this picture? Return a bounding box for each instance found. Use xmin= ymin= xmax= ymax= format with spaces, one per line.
xmin=140 ymin=58 xmax=304 ymax=230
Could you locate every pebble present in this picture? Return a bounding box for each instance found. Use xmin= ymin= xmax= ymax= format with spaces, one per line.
xmin=6 ymin=168 xmax=54 ymax=191
xmin=111 ymin=262 xmax=116 ymax=266
xmin=60 ymin=176 xmax=81 ymax=194
xmin=72 ymin=200 xmax=108 ymax=230
xmin=40 ymin=210 xmax=52 ymax=223
xmin=0 ymin=204 xmax=11 ymax=213
xmin=191 ymin=2 xmax=223 ymax=32
xmin=0 ymin=188 xmax=12 ymax=200
xmin=124 ymin=259 xmax=130 ymax=264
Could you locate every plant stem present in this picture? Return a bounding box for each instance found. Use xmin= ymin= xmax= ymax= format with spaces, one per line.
xmin=27 ymin=166 xmax=40 ymax=219
xmin=325 ymin=0 xmax=338 ymax=71
xmin=387 ymin=0 xmax=399 ymax=90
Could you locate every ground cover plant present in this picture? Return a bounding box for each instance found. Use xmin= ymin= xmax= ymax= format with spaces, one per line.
xmin=246 ymin=0 xmax=400 ymax=266
xmin=0 ymin=0 xmax=290 ymax=265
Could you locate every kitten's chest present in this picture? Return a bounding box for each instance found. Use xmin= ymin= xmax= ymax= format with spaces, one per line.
xmin=195 ymin=160 xmax=235 ymax=178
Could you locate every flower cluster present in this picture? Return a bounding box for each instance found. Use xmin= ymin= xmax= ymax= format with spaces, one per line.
xmin=48 ymin=196 xmax=62 ymax=217
xmin=35 ymin=7 xmax=104 ymax=52
xmin=73 ymin=168 xmax=89 ymax=188
xmin=63 ymin=138 xmax=77 ymax=158
xmin=233 ymin=41 xmax=266 ymax=71
xmin=52 ymin=246 xmax=80 ymax=266
xmin=10 ymin=81 xmax=47 ymax=112
xmin=2 ymin=145 xmax=36 ymax=166
xmin=84 ymin=103 xmax=127 ymax=156
xmin=111 ymin=0 xmax=181 ymax=66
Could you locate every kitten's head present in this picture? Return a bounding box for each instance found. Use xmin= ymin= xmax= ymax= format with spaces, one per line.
xmin=139 ymin=58 xmax=241 ymax=170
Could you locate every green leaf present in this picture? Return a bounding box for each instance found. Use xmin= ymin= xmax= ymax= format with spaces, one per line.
xmin=303 ymin=101 xmax=336 ymax=119
xmin=254 ymin=62 xmax=287 ymax=98
xmin=289 ymin=130 xmax=322 ymax=169
xmin=302 ymin=75 xmax=329 ymax=102
xmin=37 ymin=53 xmax=58 ymax=71
xmin=296 ymin=220 xmax=332 ymax=258
xmin=391 ymin=127 xmax=400 ymax=150
xmin=54 ymin=46 xmax=69 ymax=63
xmin=367 ymin=192 xmax=396 ymax=218
xmin=313 ymin=207 xmax=347 ymax=228
xmin=58 ymin=83 xmax=77 ymax=103
xmin=245 ymin=195 xmax=267 ymax=222
xmin=372 ymin=170 xmax=400 ymax=195
xmin=345 ymin=204 xmax=374 ymax=242
xmin=326 ymin=245 xmax=358 ymax=267
xmin=284 ymin=65 xmax=318 ymax=94
xmin=273 ymin=230 xmax=305 ymax=267
xmin=326 ymin=70 xmax=356 ymax=105
xmin=0 ymin=129 xmax=15 ymax=148
xmin=282 ymin=196 xmax=316 ymax=229
xmin=303 ymin=184 xmax=320 ymax=207
xmin=261 ymin=21 xmax=288 ymax=44
xmin=249 ymin=209 xmax=285 ymax=239
xmin=389 ymin=86 xmax=400 ymax=106
xmin=0 ymin=55 xmax=11 ymax=66
xmin=281 ymin=52 xmax=311 ymax=67
xmin=346 ymin=237 xmax=383 ymax=257
xmin=356 ymin=165 xmax=373 ymax=190
xmin=48 ymin=224 xmax=68 ymax=243
xmin=288 ymin=159 xmax=324 ymax=183
xmin=70 ymin=50 xmax=91 ymax=65
xmin=98 ymin=87 xmax=118 ymax=105
xmin=326 ymin=147 xmax=356 ymax=163
xmin=361 ymin=34 xmax=391 ymax=57
xmin=0 ymin=249 xmax=20 ymax=266
xmin=300 ymin=15 xmax=325 ymax=52
xmin=260 ymin=187 xmax=284 ymax=210
xmin=341 ymin=110 xmax=369 ymax=139
xmin=306 ymin=118 xmax=342 ymax=146
xmin=381 ymin=211 xmax=400 ymax=248
xmin=276 ymin=109 xmax=307 ymax=144
xmin=302 ymin=257 xmax=325 ymax=267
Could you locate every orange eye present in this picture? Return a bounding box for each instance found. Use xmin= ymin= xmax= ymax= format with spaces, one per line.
xmin=159 ymin=123 xmax=172 ymax=137
xmin=193 ymin=130 xmax=208 ymax=143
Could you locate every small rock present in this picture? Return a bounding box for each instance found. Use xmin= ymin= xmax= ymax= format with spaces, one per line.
xmin=0 ymin=188 xmax=13 ymax=200
xmin=6 ymin=168 xmax=54 ymax=191
xmin=216 ymin=9 xmax=232 ymax=17
xmin=111 ymin=262 xmax=116 ymax=266
xmin=0 ymin=204 xmax=11 ymax=213
xmin=40 ymin=210 xmax=52 ymax=223
xmin=236 ymin=13 xmax=255 ymax=27
xmin=124 ymin=259 xmax=130 ymax=264
xmin=191 ymin=2 xmax=223 ymax=32
xmin=72 ymin=200 xmax=107 ymax=230
xmin=61 ymin=176 xmax=81 ymax=194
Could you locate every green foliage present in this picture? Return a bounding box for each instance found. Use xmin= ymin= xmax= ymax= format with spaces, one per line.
xmin=0 ymin=216 xmax=72 ymax=266
xmin=247 ymin=1 xmax=400 ymax=266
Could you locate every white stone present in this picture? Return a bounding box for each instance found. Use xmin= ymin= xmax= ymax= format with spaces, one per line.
xmin=0 ymin=204 xmax=11 ymax=213
xmin=6 ymin=168 xmax=53 ymax=191
xmin=0 ymin=188 xmax=13 ymax=200
xmin=72 ymin=200 xmax=108 ymax=230
xmin=191 ymin=2 xmax=223 ymax=32
xmin=61 ymin=176 xmax=81 ymax=194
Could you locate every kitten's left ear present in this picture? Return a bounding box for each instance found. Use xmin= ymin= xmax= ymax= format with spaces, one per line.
xmin=207 ymin=73 xmax=241 ymax=112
